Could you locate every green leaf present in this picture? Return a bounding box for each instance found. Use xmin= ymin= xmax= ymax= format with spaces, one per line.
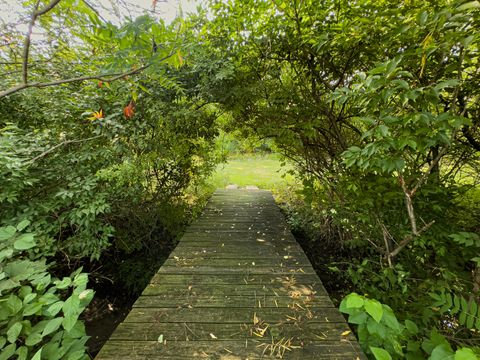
xmin=42 ymin=317 xmax=63 ymax=337
xmin=455 ymin=348 xmax=478 ymax=360
xmin=370 ymin=347 xmax=392 ymax=360
xmin=430 ymin=344 xmax=454 ymax=360
xmin=6 ymin=295 xmax=23 ymax=315
xmin=62 ymin=314 xmax=78 ymax=332
xmin=62 ymin=295 xmax=80 ymax=317
xmin=45 ymin=301 xmax=64 ymax=317
xmin=365 ymin=299 xmax=384 ymax=323
xmin=405 ymin=320 xmax=418 ymax=334
xmin=466 ymin=300 xmax=477 ymax=329
xmin=25 ymin=332 xmax=43 ymax=347
xmin=54 ymin=277 xmax=72 ymax=290
xmin=349 ymin=311 xmax=368 ymax=324
xmin=16 ymin=220 xmax=30 ymax=232
xmin=456 ymin=1 xmax=480 ymax=11
xmin=23 ymin=302 xmax=42 ymax=316
xmin=31 ymin=349 xmax=42 ymax=360
xmin=16 ymin=346 xmax=28 ymax=360
xmin=0 ymin=226 xmax=16 ymax=241
xmin=7 ymin=322 xmax=22 ymax=343
xmin=345 ymin=293 xmax=365 ymax=308
xmin=13 ymin=234 xmax=36 ymax=250
xmin=0 ymin=344 xmax=16 ymax=360
xmin=434 ymin=79 xmax=459 ymax=92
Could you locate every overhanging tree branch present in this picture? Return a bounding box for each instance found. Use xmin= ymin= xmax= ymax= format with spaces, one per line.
xmin=0 ymin=52 xmax=174 ymax=98
xmin=23 ymin=0 xmax=62 ymax=84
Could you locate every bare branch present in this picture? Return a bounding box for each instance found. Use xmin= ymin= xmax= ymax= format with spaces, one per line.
xmin=410 ymin=146 xmax=448 ymax=197
xmin=27 ymin=134 xmax=104 ymax=164
xmin=399 ymin=174 xmax=418 ymax=234
xmin=0 ymin=51 xmax=174 ymax=98
xmin=388 ymin=220 xmax=435 ymax=258
xmin=22 ymin=0 xmax=62 ymax=84
xmin=35 ymin=0 xmax=62 ymax=17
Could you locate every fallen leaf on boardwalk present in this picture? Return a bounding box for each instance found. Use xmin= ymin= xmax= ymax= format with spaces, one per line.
xmin=256 ymin=238 xmax=265 ymax=242
xmin=341 ymin=330 xmax=351 ymax=336
xmin=209 ymin=333 xmax=218 ymax=339
xmin=253 ymin=312 xmax=259 ymax=325
xmin=157 ymin=334 xmax=164 ymax=343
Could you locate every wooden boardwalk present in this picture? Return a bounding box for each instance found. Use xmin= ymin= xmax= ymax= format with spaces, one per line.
xmin=96 ymin=189 xmax=365 ymax=359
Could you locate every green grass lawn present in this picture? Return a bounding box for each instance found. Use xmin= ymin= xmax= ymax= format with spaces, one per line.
xmin=206 ymin=154 xmax=299 ymax=191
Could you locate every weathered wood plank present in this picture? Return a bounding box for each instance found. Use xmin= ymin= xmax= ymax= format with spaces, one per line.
xmin=163 ymin=257 xmax=311 ymax=267
xmin=156 ymin=265 xmax=316 ymax=275
xmin=150 ymin=273 xmax=321 ymax=285
xmin=110 ymin=321 xmax=356 ymax=341
xmin=97 ymin=340 xmax=364 ymax=359
xmin=123 ymin=307 xmax=346 ymax=323
xmin=133 ymin=295 xmax=333 ymax=308
xmin=141 ymin=282 xmax=326 ymax=297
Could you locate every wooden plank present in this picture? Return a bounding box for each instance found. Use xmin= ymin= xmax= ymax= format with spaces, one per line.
xmin=163 ymin=257 xmax=311 ymax=267
xmin=150 ymin=273 xmax=321 ymax=285
xmin=141 ymin=283 xmax=326 ymax=297
xmin=97 ymin=340 xmax=364 ymax=359
xmin=110 ymin=322 xmax=356 ymax=341
xmin=133 ymin=295 xmax=334 ymax=308
xmin=123 ymin=307 xmax=346 ymax=323
xmin=156 ymin=265 xmax=316 ymax=275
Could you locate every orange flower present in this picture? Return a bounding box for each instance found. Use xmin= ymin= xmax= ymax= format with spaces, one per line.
xmin=123 ymin=101 xmax=135 ymax=118
xmin=88 ymin=109 xmax=104 ymax=121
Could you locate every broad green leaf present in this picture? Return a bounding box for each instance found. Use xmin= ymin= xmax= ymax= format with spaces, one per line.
xmin=16 ymin=346 xmax=28 ymax=360
xmin=405 ymin=320 xmax=418 ymax=334
xmin=365 ymin=299 xmax=383 ymax=323
xmin=455 ymin=348 xmax=478 ymax=360
xmin=6 ymin=295 xmax=23 ymax=315
xmin=42 ymin=317 xmax=64 ymax=337
xmin=434 ymin=80 xmax=459 ymax=92
xmin=349 ymin=311 xmax=368 ymax=324
xmin=0 ymin=226 xmax=16 ymax=241
xmin=25 ymin=332 xmax=43 ymax=346
xmin=62 ymin=295 xmax=80 ymax=317
xmin=430 ymin=344 xmax=454 ymax=360
xmin=54 ymin=277 xmax=72 ymax=290
xmin=62 ymin=314 xmax=78 ymax=332
xmin=45 ymin=301 xmax=64 ymax=317
xmin=16 ymin=220 xmax=30 ymax=232
xmin=0 ymin=344 xmax=16 ymax=360
xmin=457 ymin=1 xmax=480 ymax=11
xmin=7 ymin=322 xmax=22 ymax=343
xmin=13 ymin=234 xmax=36 ymax=250
xmin=346 ymin=293 xmax=364 ymax=308
xmin=23 ymin=302 xmax=42 ymax=316
xmin=31 ymin=349 xmax=42 ymax=360
xmin=370 ymin=347 xmax=392 ymax=360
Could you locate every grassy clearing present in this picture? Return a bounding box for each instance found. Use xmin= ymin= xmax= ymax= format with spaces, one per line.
xmin=206 ymin=153 xmax=299 ymax=191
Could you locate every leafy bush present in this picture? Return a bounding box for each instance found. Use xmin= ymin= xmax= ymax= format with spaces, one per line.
xmin=0 ymin=223 xmax=93 ymax=360
xmin=340 ymin=293 xmax=480 ymax=360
